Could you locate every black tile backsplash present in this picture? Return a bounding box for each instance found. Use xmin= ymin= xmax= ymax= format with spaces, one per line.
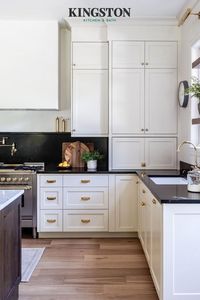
xmin=0 ymin=133 xmax=108 ymax=170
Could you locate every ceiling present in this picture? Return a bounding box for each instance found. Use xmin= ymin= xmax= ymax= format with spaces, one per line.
xmin=0 ymin=0 xmax=190 ymax=20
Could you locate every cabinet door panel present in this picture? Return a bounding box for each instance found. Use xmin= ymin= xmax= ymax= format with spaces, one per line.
xmin=112 ymin=138 xmax=145 ymax=169
xmin=112 ymin=69 xmax=144 ymax=134
xmin=73 ymin=42 xmax=108 ymax=69
xmin=145 ymin=138 xmax=177 ymax=169
xmin=151 ymin=197 xmax=162 ymax=297
xmin=145 ymin=69 xmax=177 ymax=134
xmin=115 ymin=175 xmax=138 ymax=232
xmin=145 ymin=42 xmax=177 ymax=68
xmin=72 ymin=70 xmax=108 ymax=135
xmin=112 ymin=41 xmax=144 ymax=68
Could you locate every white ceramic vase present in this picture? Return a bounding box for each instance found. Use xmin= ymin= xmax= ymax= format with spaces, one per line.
xmin=87 ymin=160 xmax=97 ymax=170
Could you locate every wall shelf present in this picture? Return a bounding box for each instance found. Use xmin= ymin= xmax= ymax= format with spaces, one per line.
xmin=192 ymin=57 xmax=200 ymax=69
xmin=192 ymin=118 xmax=200 ymax=125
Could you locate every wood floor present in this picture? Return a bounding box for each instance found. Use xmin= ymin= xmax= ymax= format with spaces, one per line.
xmin=19 ymin=238 xmax=158 ymax=300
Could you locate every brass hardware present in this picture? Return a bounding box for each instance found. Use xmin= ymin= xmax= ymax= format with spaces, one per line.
xmin=47 ymin=197 xmax=56 ymax=201
xmin=145 ymin=63 xmax=149 ymax=66
xmin=24 ymin=186 xmax=32 ymax=190
xmin=73 ymin=63 xmax=76 ymax=66
xmin=72 ymin=129 xmax=76 ymax=132
xmin=136 ymin=181 xmax=139 ymax=184
xmin=81 ymin=180 xmax=90 ymax=184
xmin=141 ymin=128 xmax=144 ymax=131
xmin=81 ymin=219 xmax=91 ymax=224
xmin=141 ymin=62 xmax=144 ymax=66
xmin=56 ymin=117 xmax=59 ymax=132
xmin=81 ymin=196 xmax=90 ymax=201
xmin=47 ymin=219 xmax=56 ymax=223
xmin=152 ymin=199 xmax=157 ymax=205
xmin=141 ymin=202 xmax=146 ymax=207
xmin=47 ymin=180 xmax=56 ymax=183
xmin=141 ymin=162 xmax=146 ymax=167
xmin=145 ymin=128 xmax=149 ymax=131
xmin=62 ymin=118 xmax=66 ymax=132
xmin=142 ymin=189 xmax=146 ymax=194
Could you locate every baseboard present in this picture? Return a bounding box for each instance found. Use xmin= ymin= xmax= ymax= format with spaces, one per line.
xmin=38 ymin=232 xmax=138 ymax=238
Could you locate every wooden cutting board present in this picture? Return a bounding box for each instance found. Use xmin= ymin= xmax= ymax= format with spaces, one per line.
xmin=62 ymin=141 xmax=94 ymax=168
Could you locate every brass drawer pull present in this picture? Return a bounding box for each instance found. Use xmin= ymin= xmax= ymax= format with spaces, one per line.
xmin=46 ymin=180 xmax=56 ymax=183
xmin=81 ymin=196 xmax=90 ymax=201
xmin=81 ymin=219 xmax=91 ymax=224
xmin=47 ymin=219 xmax=56 ymax=223
xmin=80 ymin=180 xmax=90 ymax=184
xmin=47 ymin=197 xmax=56 ymax=201
xmin=152 ymin=199 xmax=157 ymax=205
xmin=141 ymin=202 xmax=146 ymax=207
xmin=142 ymin=189 xmax=146 ymax=194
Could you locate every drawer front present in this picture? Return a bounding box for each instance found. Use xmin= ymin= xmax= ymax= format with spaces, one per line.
xmin=40 ymin=210 xmax=62 ymax=232
xmin=39 ymin=175 xmax=62 ymax=187
xmin=63 ymin=175 xmax=108 ymax=187
xmin=63 ymin=188 xmax=108 ymax=209
xmin=40 ymin=188 xmax=63 ymax=209
xmin=63 ymin=210 xmax=108 ymax=232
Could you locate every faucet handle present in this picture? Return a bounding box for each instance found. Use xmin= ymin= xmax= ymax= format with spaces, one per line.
xmin=1 ymin=137 xmax=8 ymax=145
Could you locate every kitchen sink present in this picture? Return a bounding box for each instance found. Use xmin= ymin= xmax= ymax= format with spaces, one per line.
xmin=150 ymin=176 xmax=188 ymax=185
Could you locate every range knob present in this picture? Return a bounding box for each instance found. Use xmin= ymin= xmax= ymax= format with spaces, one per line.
xmin=6 ymin=178 xmax=11 ymax=182
xmin=18 ymin=177 xmax=23 ymax=182
xmin=0 ymin=177 xmax=6 ymax=182
xmin=12 ymin=177 xmax=17 ymax=182
xmin=24 ymin=177 xmax=30 ymax=182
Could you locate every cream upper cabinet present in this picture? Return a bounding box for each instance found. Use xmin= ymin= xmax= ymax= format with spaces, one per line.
xmin=112 ymin=137 xmax=177 ymax=170
xmin=112 ymin=138 xmax=145 ymax=169
xmin=115 ymin=175 xmax=138 ymax=232
xmin=111 ymin=40 xmax=177 ymax=136
xmin=112 ymin=41 xmax=177 ymax=69
xmin=71 ymin=42 xmax=108 ymax=136
xmin=112 ymin=69 xmax=145 ymax=134
xmin=145 ymin=41 xmax=177 ymax=68
xmin=145 ymin=69 xmax=177 ymax=134
xmin=112 ymin=41 xmax=144 ymax=68
xmin=72 ymin=69 xmax=108 ymax=136
xmin=72 ymin=42 xmax=108 ymax=69
xmin=0 ymin=21 xmax=59 ymax=109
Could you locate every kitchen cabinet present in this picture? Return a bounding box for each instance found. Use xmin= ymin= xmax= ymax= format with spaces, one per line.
xmin=138 ymin=179 xmax=162 ymax=297
xmin=71 ymin=42 xmax=109 ymax=136
xmin=112 ymin=137 xmax=177 ymax=169
xmin=0 ymin=196 xmax=21 ymax=300
xmin=111 ymin=40 xmax=177 ymax=135
xmin=0 ymin=21 xmax=59 ymax=109
xmin=72 ymin=42 xmax=108 ymax=69
xmin=114 ymin=175 xmax=138 ymax=232
xmin=112 ymin=41 xmax=177 ymax=69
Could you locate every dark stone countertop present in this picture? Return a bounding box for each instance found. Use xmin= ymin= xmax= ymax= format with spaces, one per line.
xmin=137 ymin=170 xmax=200 ymax=204
xmin=38 ymin=165 xmax=200 ymax=204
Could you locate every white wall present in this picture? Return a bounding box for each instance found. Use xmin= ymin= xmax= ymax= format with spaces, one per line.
xmin=178 ymin=0 xmax=200 ymax=166
xmin=0 ymin=25 xmax=71 ymax=132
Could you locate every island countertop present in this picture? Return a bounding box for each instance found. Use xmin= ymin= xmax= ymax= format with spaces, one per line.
xmin=0 ymin=190 xmax=24 ymax=210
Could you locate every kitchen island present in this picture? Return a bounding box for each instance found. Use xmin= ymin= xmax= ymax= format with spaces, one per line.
xmin=0 ymin=190 xmax=23 ymax=300
xmin=137 ymin=171 xmax=200 ymax=300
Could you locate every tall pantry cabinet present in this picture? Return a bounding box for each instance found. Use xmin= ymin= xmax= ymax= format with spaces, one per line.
xmin=71 ymin=42 xmax=109 ymax=136
xmin=111 ymin=41 xmax=177 ymax=169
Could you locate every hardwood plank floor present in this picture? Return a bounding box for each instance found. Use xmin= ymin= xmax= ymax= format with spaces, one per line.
xmin=19 ymin=238 xmax=158 ymax=300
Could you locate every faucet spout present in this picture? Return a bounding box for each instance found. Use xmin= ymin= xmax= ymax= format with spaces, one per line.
xmin=177 ymin=141 xmax=199 ymax=169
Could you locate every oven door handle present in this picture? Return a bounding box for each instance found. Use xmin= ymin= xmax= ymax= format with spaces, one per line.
xmin=0 ymin=185 xmax=32 ymax=190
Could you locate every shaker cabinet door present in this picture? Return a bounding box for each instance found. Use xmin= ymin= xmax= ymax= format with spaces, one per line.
xmin=72 ymin=70 xmax=108 ymax=136
xmin=112 ymin=69 xmax=145 ymax=135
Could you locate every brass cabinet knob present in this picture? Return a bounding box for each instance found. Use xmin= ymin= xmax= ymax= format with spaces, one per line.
xmin=141 ymin=162 xmax=146 ymax=167
xmin=47 ymin=219 xmax=56 ymax=223
xmin=142 ymin=189 xmax=146 ymax=194
xmin=81 ymin=196 xmax=90 ymax=201
xmin=152 ymin=199 xmax=157 ymax=205
xmin=47 ymin=197 xmax=56 ymax=201
xmin=81 ymin=180 xmax=90 ymax=184
xmin=141 ymin=202 xmax=146 ymax=207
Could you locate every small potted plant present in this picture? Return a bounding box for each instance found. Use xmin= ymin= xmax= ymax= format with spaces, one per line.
xmin=185 ymin=77 xmax=200 ymax=113
xmin=81 ymin=150 xmax=104 ymax=170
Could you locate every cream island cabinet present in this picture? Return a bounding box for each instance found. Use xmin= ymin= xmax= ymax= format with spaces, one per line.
xmin=37 ymin=174 xmax=138 ymax=235
xmin=138 ymin=179 xmax=200 ymax=300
